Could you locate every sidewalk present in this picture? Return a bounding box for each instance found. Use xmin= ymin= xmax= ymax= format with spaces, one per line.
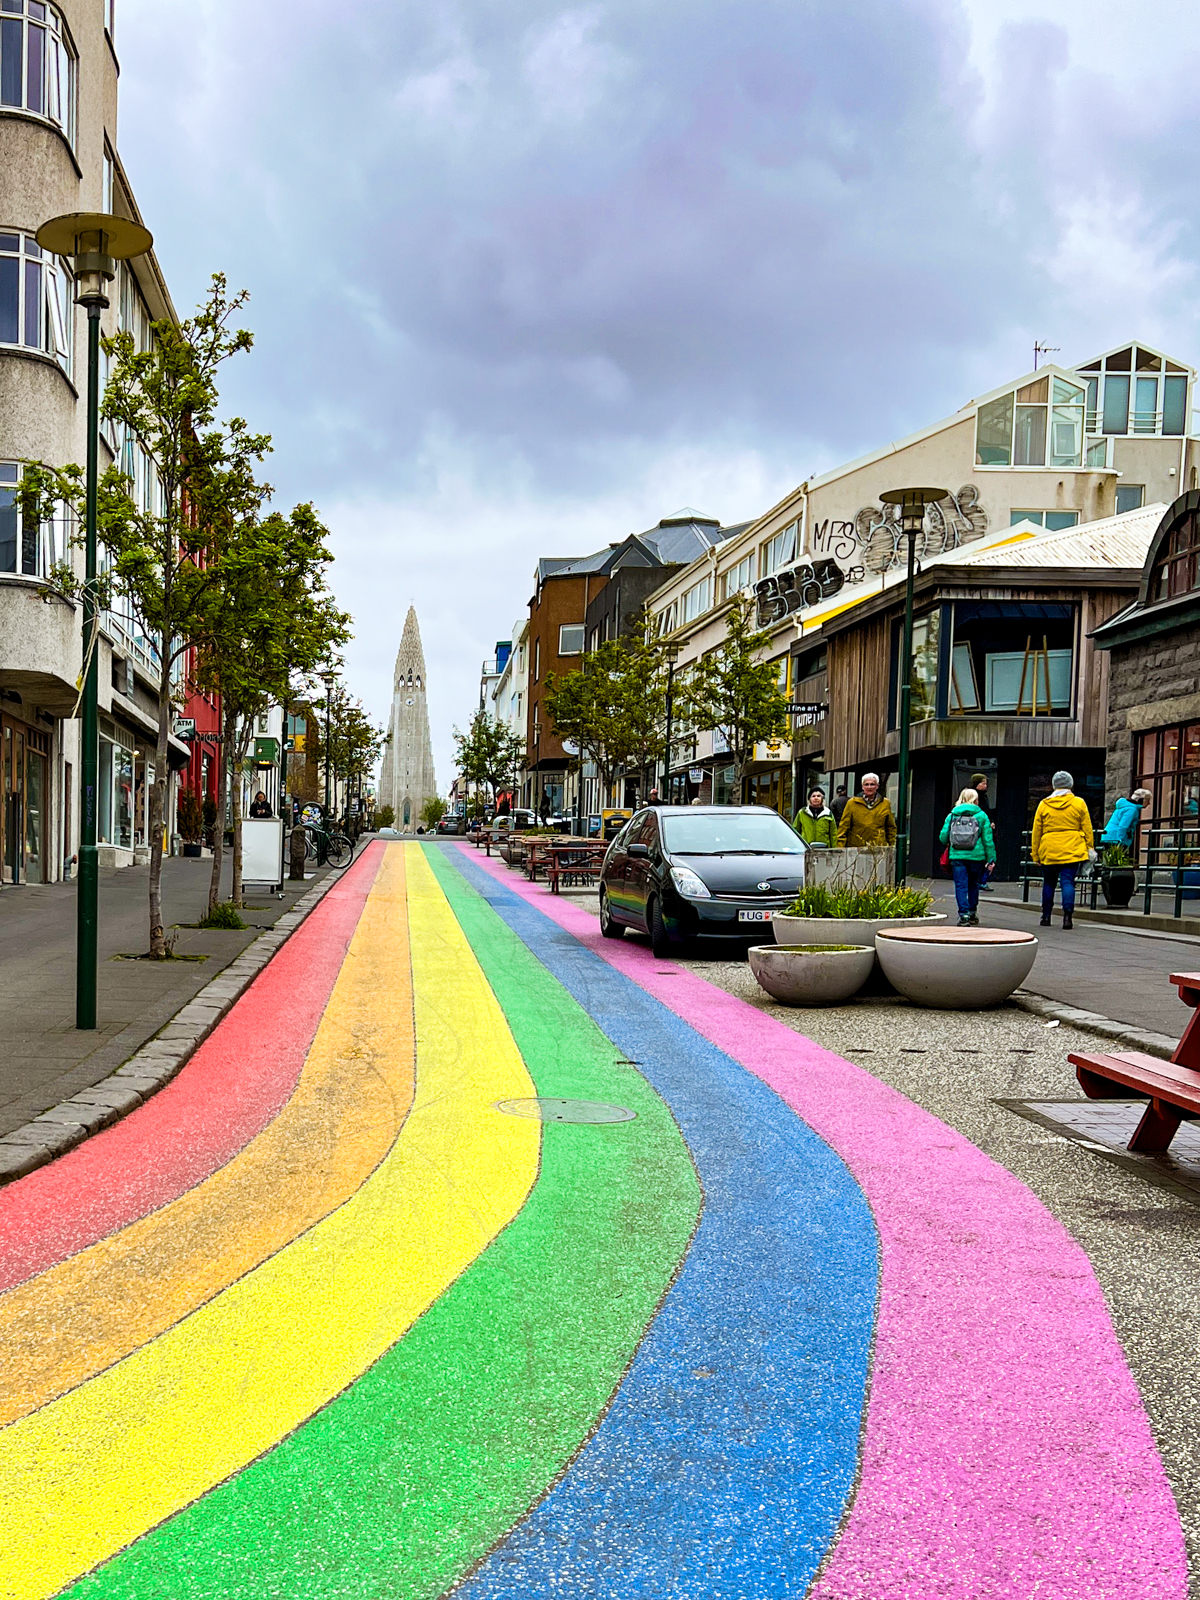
xmin=918 ymin=878 xmax=1199 ymax=1041
xmin=0 ymin=855 xmax=330 ymax=1139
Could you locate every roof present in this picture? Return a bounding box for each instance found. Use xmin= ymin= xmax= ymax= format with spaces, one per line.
xmin=537 ymin=515 xmax=749 ymax=588
xmin=934 ymin=503 xmax=1166 ymax=572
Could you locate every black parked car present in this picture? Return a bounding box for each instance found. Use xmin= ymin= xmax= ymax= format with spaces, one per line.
xmin=599 ymin=805 xmax=806 ymax=956
xmin=435 ymin=814 xmax=463 ymax=835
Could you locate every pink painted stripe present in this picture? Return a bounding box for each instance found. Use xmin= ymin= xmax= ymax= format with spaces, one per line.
xmin=0 ymin=844 xmax=383 ymax=1293
xmin=460 ymin=845 xmax=1187 ymax=1598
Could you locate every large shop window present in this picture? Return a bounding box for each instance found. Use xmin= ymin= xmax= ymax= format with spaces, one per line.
xmin=0 ymin=231 xmax=72 ymax=372
xmin=949 ymin=601 xmax=1074 ymax=717
xmin=0 ymin=0 xmax=75 ymax=143
xmin=0 ymin=461 xmax=69 ymax=576
xmin=1135 ymin=725 xmax=1200 ymax=842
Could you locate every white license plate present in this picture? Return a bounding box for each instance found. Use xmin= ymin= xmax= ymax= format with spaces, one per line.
xmin=738 ymin=909 xmax=772 ymax=922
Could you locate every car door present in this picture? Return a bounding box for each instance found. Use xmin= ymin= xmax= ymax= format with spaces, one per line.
xmin=626 ymin=811 xmax=660 ymax=928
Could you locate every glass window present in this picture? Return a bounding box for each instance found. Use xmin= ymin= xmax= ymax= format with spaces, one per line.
xmin=681 ymin=576 xmax=711 ymax=623
xmin=1163 ymin=375 xmax=1188 ymax=436
xmin=1014 ymin=404 xmax=1047 ymax=466
xmin=558 ymin=624 xmax=584 ymax=655
xmin=1105 ymin=346 xmax=1133 ymax=371
xmin=950 ymin=602 xmax=1075 ymax=718
xmin=661 ymin=810 xmax=803 ymax=854
xmin=908 ymin=610 xmax=940 ymax=723
xmin=1011 ymin=510 xmax=1044 ymax=527
xmin=1102 ymin=374 xmax=1130 ymax=434
xmin=98 ymin=737 xmax=113 ymax=843
xmin=722 ymin=552 xmax=753 ymax=598
xmin=1115 ymin=485 xmax=1144 ymax=515
xmin=1133 ymin=376 xmax=1158 ymax=434
xmin=760 ymin=521 xmax=797 ymax=576
xmin=1149 ymin=509 xmax=1200 ymax=602
xmin=0 ymin=230 xmax=72 ymax=372
xmin=1086 ymin=437 xmax=1108 ymax=468
xmin=1050 ymin=385 xmax=1084 ymax=465
xmin=976 ymin=393 xmax=1013 ymax=466
xmin=0 ymin=0 xmax=73 ymax=141
xmin=1045 ymin=511 xmax=1079 ymax=531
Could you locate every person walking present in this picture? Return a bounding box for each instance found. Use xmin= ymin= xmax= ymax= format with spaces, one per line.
xmin=1100 ymin=787 xmax=1151 ymax=851
xmin=793 ymin=787 xmax=838 ymax=847
xmin=939 ymin=787 xmax=996 ymax=926
xmin=830 ymin=785 xmax=849 ymax=825
xmin=837 ymin=773 xmax=897 ymax=849
xmin=1031 ymin=770 xmax=1095 ymax=929
xmin=970 ymin=771 xmax=996 ymax=890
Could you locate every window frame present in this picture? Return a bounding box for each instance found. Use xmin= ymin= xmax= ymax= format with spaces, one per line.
xmin=760 ymin=520 xmax=798 ymax=578
xmin=0 ymin=458 xmax=71 ymax=579
xmin=558 ymin=623 xmax=584 ymax=656
xmin=0 ymin=0 xmax=76 ymax=147
xmin=0 ymin=228 xmax=73 ymax=375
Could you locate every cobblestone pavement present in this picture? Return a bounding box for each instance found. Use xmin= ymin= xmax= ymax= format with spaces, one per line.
xmin=0 ymin=854 xmax=329 ymax=1137
xmin=1 ymin=840 xmax=1191 ymax=1599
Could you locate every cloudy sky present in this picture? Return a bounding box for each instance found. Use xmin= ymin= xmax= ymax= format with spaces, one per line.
xmin=116 ymin=0 xmax=1200 ymax=784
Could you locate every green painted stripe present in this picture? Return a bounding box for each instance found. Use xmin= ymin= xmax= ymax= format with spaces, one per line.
xmin=63 ymin=844 xmax=699 ymax=1600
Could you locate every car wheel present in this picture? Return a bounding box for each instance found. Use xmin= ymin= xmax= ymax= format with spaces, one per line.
xmin=599 ymin=887 xmax=624 ymax=940
xmin=648 ymin=895 xmax=672 ymax=958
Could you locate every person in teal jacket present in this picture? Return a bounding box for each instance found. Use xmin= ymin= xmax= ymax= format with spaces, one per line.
xmin=793 ymin=787 xmax=838 ymax=848
xmin=1100 ymin=788 xmax=1151 ymax=852
xmin=939 ymin=786 xmax=996 ymax=925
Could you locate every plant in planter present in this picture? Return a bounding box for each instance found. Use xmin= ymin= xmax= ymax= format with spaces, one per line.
xmin=1099 ymin=843 xmax=1137 ymax=908
xmin=178 ymin=787 xmax=204 ymax=858
xmin=748 ymin=942 xmax=876 ymax=1006
xmin=772 ymin=883 xmax=942 ymax=956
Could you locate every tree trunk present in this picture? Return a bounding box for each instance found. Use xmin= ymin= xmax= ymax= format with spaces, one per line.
xmin=289 ymin=817 xmax=307 ymax=880
xmin=232 ymin=724 xmax=250 ymax=907
xmin=208 ymin=699 xmax=234 ymax=913
xmin=148 ymin=657 xmax=171 ymax=958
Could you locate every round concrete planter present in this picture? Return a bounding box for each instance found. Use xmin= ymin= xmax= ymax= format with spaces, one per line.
xmin=748 ymin=943 xmax=876 ymax=1006
xmin=875 ymin=926 xmax=1038 ymax=1009
xmin=772 ymin=913 xmax=945 ymax=948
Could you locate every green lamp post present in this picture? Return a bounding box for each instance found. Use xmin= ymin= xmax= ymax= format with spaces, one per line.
xmin=878 ymin=486 xmax=947 ymax=885
xmin=35 ymin=213 xmax=153 ymax=1030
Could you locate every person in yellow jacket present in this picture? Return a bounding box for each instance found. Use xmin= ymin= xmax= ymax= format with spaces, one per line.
xmin=1031 ymin=770 xmax=1095 ymax=929
xmin=836 ymin=773 xmax=897 ymax=849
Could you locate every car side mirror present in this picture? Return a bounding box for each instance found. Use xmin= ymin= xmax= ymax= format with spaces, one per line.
xmin=627 ymin=842 xmax=650 ymax=858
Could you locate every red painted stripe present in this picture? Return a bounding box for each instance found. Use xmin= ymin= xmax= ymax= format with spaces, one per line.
xmin=0 ymin=844 xmax=382 ymax=1293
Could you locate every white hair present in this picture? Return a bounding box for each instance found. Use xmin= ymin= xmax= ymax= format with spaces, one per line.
xmin=861 ymin=772 xmax=880 ymax=785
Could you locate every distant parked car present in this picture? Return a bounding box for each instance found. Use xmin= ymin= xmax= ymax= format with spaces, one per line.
xmin=435 ymin=815 xmax=462 ymax=835
xmin=599 ymin=805 xmax=806 ymax=957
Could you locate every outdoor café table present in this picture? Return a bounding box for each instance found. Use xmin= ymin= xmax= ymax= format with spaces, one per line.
xmin=546 ymin=841 xmax=607 ymax=894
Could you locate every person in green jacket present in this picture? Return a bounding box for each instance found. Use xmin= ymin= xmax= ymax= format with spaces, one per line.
xmin=939 ymin=786 xmax=996 ymax=926
xmin=793 ymin=787 xmax=838 ymax=847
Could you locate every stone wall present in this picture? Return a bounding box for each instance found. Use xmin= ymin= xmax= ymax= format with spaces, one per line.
xmin=1105 ymin=620 xmax=1200 ymax=811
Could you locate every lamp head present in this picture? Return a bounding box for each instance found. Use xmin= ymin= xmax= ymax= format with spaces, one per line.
xmin=663 ymin=641 xmax=682 ymax=663
xmin=36 ymin=212 xmax=153 ymax=307
xmin=879 ymin=486 xmax=949 ymax=536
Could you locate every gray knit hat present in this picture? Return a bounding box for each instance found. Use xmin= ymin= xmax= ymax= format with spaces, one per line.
xmin=1052 ymin=770 xmax=1073 ymax=788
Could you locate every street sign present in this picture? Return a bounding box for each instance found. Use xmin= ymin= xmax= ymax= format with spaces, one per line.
xmin=172 ymin=717 xmax=195 ymax=740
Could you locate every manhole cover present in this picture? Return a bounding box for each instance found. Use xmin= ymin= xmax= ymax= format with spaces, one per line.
xmin=495 ymin=1098 xmax=637 ymax=1124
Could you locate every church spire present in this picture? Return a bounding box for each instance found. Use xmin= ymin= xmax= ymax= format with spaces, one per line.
xmin=381 ymin=606 xmax=437 ymax=831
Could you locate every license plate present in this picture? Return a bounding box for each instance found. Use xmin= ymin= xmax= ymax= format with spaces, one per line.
xmin=738 ymin=909 xmax=772 ymax=922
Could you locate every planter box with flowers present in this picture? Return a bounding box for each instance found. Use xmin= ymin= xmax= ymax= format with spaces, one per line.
xmin=771 ymin=883 xmax=945 ymax=955
xmin=1099 ymin=844 xmax=1137 ymax=908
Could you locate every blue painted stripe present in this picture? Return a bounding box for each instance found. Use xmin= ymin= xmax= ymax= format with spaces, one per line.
xmin=444 ymin=847 xmax=879 ymax=1599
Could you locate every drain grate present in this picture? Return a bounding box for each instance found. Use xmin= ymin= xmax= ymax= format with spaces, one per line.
xmin=495 ymin=1098 xmax=637 ymax=1124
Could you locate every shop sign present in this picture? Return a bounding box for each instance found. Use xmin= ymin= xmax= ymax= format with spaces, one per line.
xmin=688 ymin=768 xmax=703 ymax=782
xmin=172 ymin=717 xmax=195 ymax=741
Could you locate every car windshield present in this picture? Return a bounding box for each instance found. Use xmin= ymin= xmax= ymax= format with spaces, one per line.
xmin=661 ymin=811 xmax=804 ymax=855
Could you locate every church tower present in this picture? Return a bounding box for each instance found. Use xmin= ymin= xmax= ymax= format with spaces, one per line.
xmin=379 ymin=606 xmax=437 ymax=831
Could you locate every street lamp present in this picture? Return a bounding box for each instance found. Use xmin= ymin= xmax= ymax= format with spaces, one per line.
xmin=321 ymin=668 xmax=337 ymax=816
xmin=879 ymin=486 xmax=948 ymax=884
xmin=662 ymin=641 xmax=682 ymax=803
xmin=36 ymin=214 xmax=153 ymax=1030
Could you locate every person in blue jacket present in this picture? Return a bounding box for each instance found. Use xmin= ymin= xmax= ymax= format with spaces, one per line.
xmin=1100 ymin=788 xmax=1151 ymax=852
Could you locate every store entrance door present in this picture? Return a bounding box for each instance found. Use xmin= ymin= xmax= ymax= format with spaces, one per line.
xmin=3 ymin=723 xmax=25 ymax=884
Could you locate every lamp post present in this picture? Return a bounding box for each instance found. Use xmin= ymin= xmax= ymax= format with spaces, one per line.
xmin=321 ymin=669 xmax=337 ymax=817
xmin=35 ymin=214 xmax=152 ymax=1030
xmin=879 ymin=486 xmax=948 ymax=884
xmin=662 ymin=641 xmax=681 ymax=803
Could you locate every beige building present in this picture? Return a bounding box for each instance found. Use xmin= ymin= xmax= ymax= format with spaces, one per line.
xmin=644 ymin=343 xmax=1199 ymax=819
xmin=0 ymin=0 xmax=185 ymax=882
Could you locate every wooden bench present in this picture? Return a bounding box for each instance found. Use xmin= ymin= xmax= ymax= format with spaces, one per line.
xmin=546 ymin=843 xmax=607 ymax=894
xmin=1069 ymin=971 xmax=1200 ymax=1153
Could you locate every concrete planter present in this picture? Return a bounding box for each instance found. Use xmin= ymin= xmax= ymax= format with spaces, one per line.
xmin=748 ymin=943 xmax=875 ymax=1006
xmin=875 ymin=926 xmax=1038 ymax=1009
xmin=181 ymin=842 xmax=203 ymax=858
xmin=772 ymin=913 xmax=945 ymax=948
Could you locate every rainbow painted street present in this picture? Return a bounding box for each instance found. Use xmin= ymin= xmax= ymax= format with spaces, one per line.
xmin=0 ymin=841 xmax=1186 ymax=1599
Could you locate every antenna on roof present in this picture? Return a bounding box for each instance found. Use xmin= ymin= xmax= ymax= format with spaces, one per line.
xmin=1033 ymin=341 xmax=1060 ymax=371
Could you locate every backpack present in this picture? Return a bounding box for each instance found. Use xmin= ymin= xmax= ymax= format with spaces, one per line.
xmin=948 ymin=809 xmax=982 ymax=851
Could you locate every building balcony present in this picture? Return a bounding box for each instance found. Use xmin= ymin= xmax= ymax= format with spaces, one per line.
xmin=0 ymin=574 xmax=79 ymax=717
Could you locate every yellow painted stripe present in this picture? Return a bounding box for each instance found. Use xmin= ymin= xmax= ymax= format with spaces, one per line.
xmin=0 ymin=847 xmax=414 ymax=1426
xmin=0 ymin=843 xmax=540 ymax=1600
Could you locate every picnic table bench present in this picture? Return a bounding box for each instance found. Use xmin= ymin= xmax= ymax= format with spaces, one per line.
xmin=1069 ymin=971 xmax=1200 ymax=1153
xmin=546 ymin=841 xmax=607 ymax=894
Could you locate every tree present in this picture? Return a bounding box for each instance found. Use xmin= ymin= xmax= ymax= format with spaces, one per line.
xmin=420 ymin=795 xmax=447 ymax=828
xmin=320 ymin=689 xmax=384 ymax=821
xmin=21 ymin=277 xmax=258 ymax=957
xmin=676 ymin=595 xmax=793 ymax=801
xmin=453 ymin=711 xmax=525 ymax=807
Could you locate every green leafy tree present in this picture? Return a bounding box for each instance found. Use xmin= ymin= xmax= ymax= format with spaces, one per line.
xmin=420 ymin=795 xmax=447 ymax=828
xmin=453 ymin=711 xmax=525 ymax=807
xmin=319 ymin=689 xmax=384 ymax=825
xmin=676 ymin=595 xmax=793 ymax=801
xmin=21 ymin=276 xmax=257 ymax=957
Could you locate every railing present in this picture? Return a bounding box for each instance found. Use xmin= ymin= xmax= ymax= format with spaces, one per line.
xmin=1019 ymin=825 xmax=1200 ymax=919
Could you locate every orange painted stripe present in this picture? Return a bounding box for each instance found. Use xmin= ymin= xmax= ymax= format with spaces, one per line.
xmin=0 ymin=845 xmax=415 ymax=1427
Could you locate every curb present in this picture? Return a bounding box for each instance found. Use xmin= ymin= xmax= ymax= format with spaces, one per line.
xmin=988 ymin=895 xmax=1200 ymax=944
xmin=0 ymin=863 xmax=349 ymax=1187
xmin=1009 ymin=990 xmax=1179 ymax=1061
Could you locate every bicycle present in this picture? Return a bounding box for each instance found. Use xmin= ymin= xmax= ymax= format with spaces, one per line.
xmin=298 ymin=819 xmax=354 ymax=868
